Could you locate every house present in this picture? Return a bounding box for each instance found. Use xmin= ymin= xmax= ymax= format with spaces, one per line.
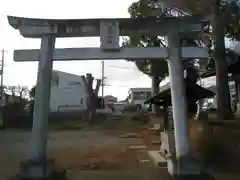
xmin=50 ymin=70 xmax=88 ymax=112
xmin=128 ymin=88 xmax=152 ymax=107
xmin=23 ymin=70 xmax=113 ymax=113
xmin=50 ymin=70 xmax=87 ymax=112
xmin=104 ymin=95 xmax=117 ymax=103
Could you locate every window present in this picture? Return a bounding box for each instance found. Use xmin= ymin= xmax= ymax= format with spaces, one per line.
xmin=133 ymin=92 xmax=148 ymax=100
xmin=146 ymin=92 xmax=151 ymax=99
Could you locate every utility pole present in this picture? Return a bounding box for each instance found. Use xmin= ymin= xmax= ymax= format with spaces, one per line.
xmin=101 ymin=60 xmax=105 ymax=108
xmin=0 ymin=50 xmax=5 ymax=106
xmin=0 ymin=49 xmax=5 ymax=128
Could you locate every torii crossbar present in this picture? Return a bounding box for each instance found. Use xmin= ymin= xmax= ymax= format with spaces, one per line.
xmin=7 ymin=15 xmax=208 ymax=179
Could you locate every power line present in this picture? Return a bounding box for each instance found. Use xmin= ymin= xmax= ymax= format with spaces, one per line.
xmin=107 ymin=65 xmax=135 ymax=69
xmin=94 ymin=79 xmax=128 ymax=88
xmin=0 ymin=49 xmax=6 ymax=106
xmin=104 ymin=84 xmax=128 ymax=88
xmin=101 ymin=61 xmax=104 ymax=108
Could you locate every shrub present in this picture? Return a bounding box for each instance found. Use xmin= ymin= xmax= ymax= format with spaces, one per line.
xmin=189 ymin=120 xmax=239 ymax=169
xmin=1 ymin=101 xmax=29 ymax=128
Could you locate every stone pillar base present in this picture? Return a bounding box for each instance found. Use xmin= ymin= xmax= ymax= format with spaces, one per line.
xmin=167 ymin=154 xmax=201 ymax=177
xmin=19 ymin=159 xmax=55 ymax=180
xmin=8 ymin=159 xmax=63 ymax=180
xmin=172 ymin=173 xmax=215 ymax=180
xmin=8 ymin=171 xmax=66 ymax=180
xmin=8 ymin=158 xmax=67 ymax=180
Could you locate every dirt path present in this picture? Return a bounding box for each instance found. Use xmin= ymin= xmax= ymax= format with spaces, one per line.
xmin=2 ymin=129 xmax=239 ymax=180
xmin=0 ymin=129 xmax=154 ymax=179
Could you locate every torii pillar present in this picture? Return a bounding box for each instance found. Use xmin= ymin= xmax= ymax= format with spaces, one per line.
xmin=21 ymin=29 xmax=57 ymax=179
xmin=167 ymin=28 xmax=199 ymax=176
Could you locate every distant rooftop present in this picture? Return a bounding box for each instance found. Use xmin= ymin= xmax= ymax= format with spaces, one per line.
xmin=128 ymin=88 xmax=152 ymax=92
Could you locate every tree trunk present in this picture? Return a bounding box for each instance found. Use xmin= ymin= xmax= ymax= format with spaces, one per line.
xmin=151 ymin=76 xmax=160 ymax=113
xmin=212 ymin=1 xmax=232 ymax=120
xmin=86 ymin=74 xmax=96 ymax=124
xmin=19 ymin=92 xmax=22 ymax=102
xmin=81 ymin=75 xmax=96 ymax=124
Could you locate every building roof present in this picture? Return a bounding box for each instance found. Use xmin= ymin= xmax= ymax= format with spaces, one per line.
xmin=145 ymin=80 xmax=215 ymax=106
xmin=201 ymin=49 xmax=240 ymax=78
xmin=207 ymin=85 xmax=216 ymax=93
xmin=128 ymin=88 xmax=152 ymax=92
xmin=53 ymin=70 xmax=82 ymax=77
xmin=52 ymin=70 xmax=85 ymax=86
xmin=159 ymin=82 xmax=171 ymax=93
xmin=104 ymin=95 xmax=118 ymax=102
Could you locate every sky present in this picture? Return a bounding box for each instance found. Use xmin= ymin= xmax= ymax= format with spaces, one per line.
xmin=0 ymin=0 xmax=239 ymax=100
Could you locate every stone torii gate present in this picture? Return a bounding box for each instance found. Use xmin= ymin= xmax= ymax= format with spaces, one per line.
xmin=7 ymin=15 xmax=208 ymax=179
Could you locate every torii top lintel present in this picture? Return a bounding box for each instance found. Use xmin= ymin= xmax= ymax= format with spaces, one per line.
xmin=7 ymin=15 xmax=206 ymax=38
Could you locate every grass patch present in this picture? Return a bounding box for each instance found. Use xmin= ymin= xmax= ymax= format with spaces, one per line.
xmin=82 ymin=113 xmax=149 ymax=130
xmin=49 ymin=119 xmax=87 ymax=131
xmin=15 ymin=113 xmax=150 ymax=131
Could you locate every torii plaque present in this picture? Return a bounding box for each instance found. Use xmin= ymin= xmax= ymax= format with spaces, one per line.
xmin=8 ymin=15 xmax=208 ymax=179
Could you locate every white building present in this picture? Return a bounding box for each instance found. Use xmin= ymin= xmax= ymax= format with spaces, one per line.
xmin=104 ymin=95 xmax=117 ymax=103
xmin=128 ymin=88 xmax=152 ymax=106
xmin=49 ymin=70 xmax=115 ymax=113
xmin=50 ymin=70 xmax=87 ymax=112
